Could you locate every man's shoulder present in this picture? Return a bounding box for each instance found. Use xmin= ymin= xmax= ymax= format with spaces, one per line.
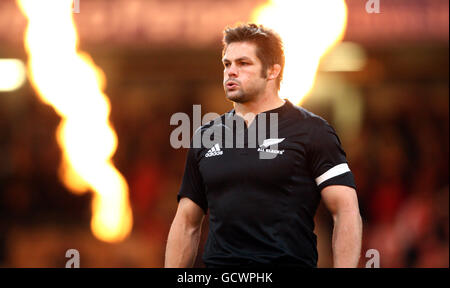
xmin=287 ymin=104 xmax=331 ymax=129
xmin=193 ymin=110 xmax=233 ymax=137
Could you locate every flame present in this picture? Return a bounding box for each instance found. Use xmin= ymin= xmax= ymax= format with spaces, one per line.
xmin=17 ymin=0 xmax=133 ymax=243
xmin=252 ymin=0 xmax=348 ymax=105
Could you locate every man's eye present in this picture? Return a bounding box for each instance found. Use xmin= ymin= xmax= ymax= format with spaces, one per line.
xmin=224 ymin=63 xmax=230 ymax=67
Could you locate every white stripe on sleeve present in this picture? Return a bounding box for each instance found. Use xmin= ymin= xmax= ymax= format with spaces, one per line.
xmin=315 ymin=163 xmax=350 ymax=186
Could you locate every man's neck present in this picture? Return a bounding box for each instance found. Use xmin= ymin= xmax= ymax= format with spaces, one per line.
xmin=234 ymin=92 xmax=285 ymax=126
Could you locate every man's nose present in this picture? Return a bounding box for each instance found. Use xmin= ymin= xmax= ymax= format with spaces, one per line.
xmin=227 ymin=64 xmax=238 ymax=78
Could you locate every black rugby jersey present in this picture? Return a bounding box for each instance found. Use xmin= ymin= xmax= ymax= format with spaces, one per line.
xmin=177 ymin=99 xmax=356 ymax=267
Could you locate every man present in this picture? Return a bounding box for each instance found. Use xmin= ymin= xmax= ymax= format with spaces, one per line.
xmin=165 ymin=23 xmax=362 ymax=268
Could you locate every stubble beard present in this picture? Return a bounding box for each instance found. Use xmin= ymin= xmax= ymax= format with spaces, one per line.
xmin=225 ymin=88 xmax=253 ymax=103
xmin=225 ymin=81 xmax=263 ymax=104
xmin=225 ymin=70 xmax=268 ymax=104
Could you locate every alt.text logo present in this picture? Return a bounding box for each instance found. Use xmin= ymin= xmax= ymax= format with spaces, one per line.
xmin=65 ymin=249 xmax=80 ymax=268
xmin=365 ymin=249 xmax=380 ymax=268
xmin=170 ymin=105 xmax=281 ymax=159
xmin=365 ymin=0 xmax=380 ymax=14
xmin=72 ymin=0 xmax=80 ymax=13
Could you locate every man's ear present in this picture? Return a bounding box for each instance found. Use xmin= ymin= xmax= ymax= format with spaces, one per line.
xmin=267 ymin=64 xmax=281 ymax=81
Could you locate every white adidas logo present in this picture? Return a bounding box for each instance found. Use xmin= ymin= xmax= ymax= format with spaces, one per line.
xmin=205 ymin=143 xmax=223 ymax=158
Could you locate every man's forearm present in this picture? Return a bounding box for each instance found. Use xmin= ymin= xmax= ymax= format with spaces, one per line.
xmin=165 ymin=219 xmax=202 ymax=268
xmin=331 ymin=211 xmax=363 ymax=268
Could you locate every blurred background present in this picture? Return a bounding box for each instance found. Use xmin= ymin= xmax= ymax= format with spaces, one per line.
xmin=0 ymin=0 xmax=448 ymax=268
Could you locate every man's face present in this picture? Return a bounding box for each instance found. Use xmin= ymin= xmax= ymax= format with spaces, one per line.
xmin=222 ymin=42 xmax=267 ymax=103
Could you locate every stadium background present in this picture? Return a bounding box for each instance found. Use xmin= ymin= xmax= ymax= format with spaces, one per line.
xmin=0 ymin=0 xmax=448 ymax=267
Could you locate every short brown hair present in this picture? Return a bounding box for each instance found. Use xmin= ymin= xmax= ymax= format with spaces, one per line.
xmin=222 ymin=23 xmax=285 ymax=90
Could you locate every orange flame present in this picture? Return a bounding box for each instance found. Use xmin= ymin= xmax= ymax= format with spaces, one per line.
xmin=252 ymin=0 xmax=348 ymax=105
xmin=17 ymin=0 xmax=133 ymax=243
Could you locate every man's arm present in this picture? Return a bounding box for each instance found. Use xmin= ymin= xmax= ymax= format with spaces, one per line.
xmin=321 ymin=185 xmax=363 ymax=268
xmin=165 ymin=197 xmax=205 ymax=268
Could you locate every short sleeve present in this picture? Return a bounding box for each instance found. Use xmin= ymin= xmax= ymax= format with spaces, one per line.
xmin=177 ymin=146 xmax=208 ymax=214
xmin=307 ymin=119 xmax=356 ymax=191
